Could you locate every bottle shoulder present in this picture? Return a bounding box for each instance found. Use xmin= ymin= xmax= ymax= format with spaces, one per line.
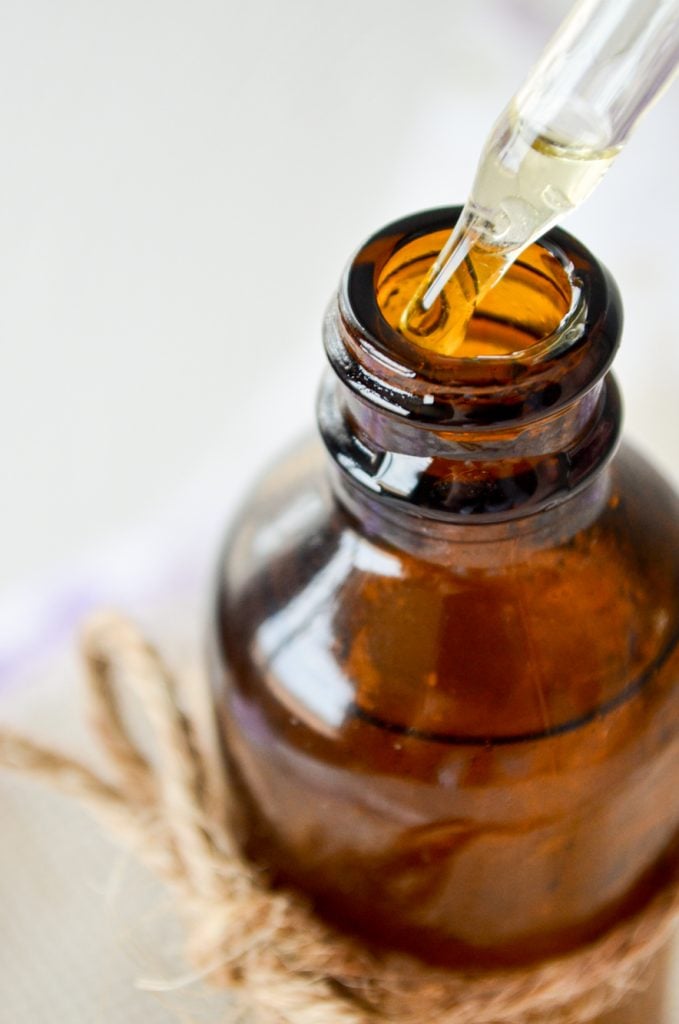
xmin=214 ymin=435 xmax=678 ymax=747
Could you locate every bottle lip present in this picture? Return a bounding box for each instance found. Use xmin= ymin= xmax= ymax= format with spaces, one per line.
xmin=325 ymin=207 xmax=622 ymax=429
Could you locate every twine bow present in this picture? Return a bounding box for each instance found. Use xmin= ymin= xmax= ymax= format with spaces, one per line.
xmin=0 ymin=612 xmax=676 ymax=1024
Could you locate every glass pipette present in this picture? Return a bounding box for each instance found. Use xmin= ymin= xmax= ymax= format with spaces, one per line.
xmin=401 ymin=0 xmax=679 ymax=356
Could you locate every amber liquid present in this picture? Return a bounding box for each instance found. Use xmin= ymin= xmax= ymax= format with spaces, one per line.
xmin=212 ymin=219 xmax=679 ymax=1023
xmin=396 ymin=236 xmax=509 ymax=355
xmin=377 ymin=230 xmax=572 ymax=358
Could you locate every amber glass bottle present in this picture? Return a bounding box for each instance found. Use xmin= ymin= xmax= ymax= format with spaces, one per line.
xmin=211 ymin=209 xmax=679 ymax=1022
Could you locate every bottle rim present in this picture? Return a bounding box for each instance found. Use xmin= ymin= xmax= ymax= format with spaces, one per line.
xmin=326 ymin=207 xmax=622 ymax=429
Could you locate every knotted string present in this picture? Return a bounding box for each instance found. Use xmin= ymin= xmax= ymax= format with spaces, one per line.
xmin=0 ymin=611 xmax=676 ymax=1024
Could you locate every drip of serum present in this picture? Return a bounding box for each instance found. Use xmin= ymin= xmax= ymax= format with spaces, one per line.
xmin=396 ymin=112 xmax=618 ymax=357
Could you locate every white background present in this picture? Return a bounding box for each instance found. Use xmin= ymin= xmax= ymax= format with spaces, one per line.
xmin=0 ymin=2 xmax=678 ymax=1019
xmin=0 ymin=0 xmax=678 ymax=596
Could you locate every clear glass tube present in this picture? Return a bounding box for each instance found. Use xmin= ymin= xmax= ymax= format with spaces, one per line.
xmin=401 ymin=0 xmax=679 ymax=355
xmin=516 ymin=0 xmax=679 ymax=151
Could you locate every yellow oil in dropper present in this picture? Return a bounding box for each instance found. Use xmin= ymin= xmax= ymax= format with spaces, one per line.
xmin=388 ymin=118 xmax=618 ymax=357
xmin=381 ymin=0 xmax=679 ymax=358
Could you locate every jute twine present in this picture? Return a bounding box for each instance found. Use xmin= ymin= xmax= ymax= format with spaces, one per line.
xmin=0 ymin=611 xmax=677 ymax=1024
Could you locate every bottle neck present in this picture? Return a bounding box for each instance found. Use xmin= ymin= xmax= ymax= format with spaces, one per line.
xmin=319 ymin=368 xmax=618 ymax=566
xmin=318 ymin=208 xmax=623 ymax=561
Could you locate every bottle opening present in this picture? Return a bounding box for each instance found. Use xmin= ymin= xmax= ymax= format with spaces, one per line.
xmin=331 ymin=209 xmax=619 ymax=422
xmin=376 ymin=228 xmax=574 ymax=360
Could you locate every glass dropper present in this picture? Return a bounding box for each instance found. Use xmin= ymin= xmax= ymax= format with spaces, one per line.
xmin=401 ymin=0 xmax=679 ymax=356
